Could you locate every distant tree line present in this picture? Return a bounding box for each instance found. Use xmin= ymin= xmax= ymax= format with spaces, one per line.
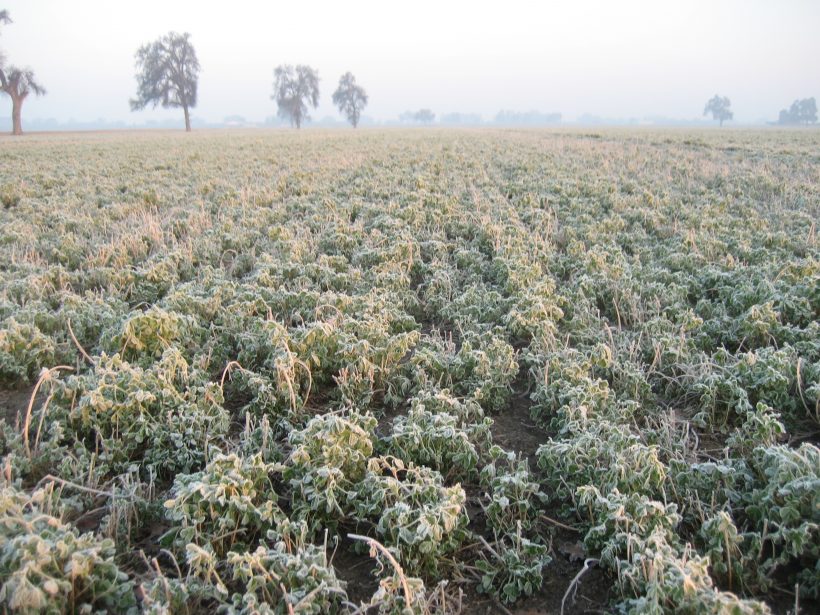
xmin=399 ymin=109 xmax=436 ymax=124
xmin=703 ymin=94 xmax=818 ymax=127
xmin=2 ymin=13 xmax=819 ymax=134
xmin=778 ymin=98 xmax=817 ymax=126
xmin=128 ymin=32 xmax=370 ymax=132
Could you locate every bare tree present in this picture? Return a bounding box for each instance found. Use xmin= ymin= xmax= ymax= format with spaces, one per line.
xmin=131 ymin=32 xmax=200 ymax=132
xmin=1 ymin=67 xmax=45 ymax=135
xmin=332 ymin=72 xmax=368 ymax=128
xmin=272 ymin=65 xmax=319 ymax=129
xmin=703 ymin=95 xmax=733 ymax=127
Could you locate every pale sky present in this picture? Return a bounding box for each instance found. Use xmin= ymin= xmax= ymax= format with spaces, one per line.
xmin=1 ymin=0 xmax=818 ymax=124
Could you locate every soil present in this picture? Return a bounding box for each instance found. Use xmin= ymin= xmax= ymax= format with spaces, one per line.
xmin=332 ymin=536 xmax=382 ymax=605
xmin=486 ymin=369 xmax=614 ymax=615
xmin=332 ymin=342 xmax=615 ymax=614
xmin=7 ymin=352 xmax=802 ymax=615
xmin=0 ymin=385 xmax=38 ymax=428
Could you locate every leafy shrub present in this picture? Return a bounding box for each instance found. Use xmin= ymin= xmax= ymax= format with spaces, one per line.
xmin=578 ymin=486 xmax=682 ymax=562
xmin=577 ymin=486 xmax=769 ymax=614
xmin=224 ymin=367 xmax=308 ymax=433
xmin=393 ymin=329 xmax=518 ymax=412
xmin=503 ymin=279 xmax=564 ymax=341
xmin=50 ymin=348 xmax=230 ymax=478
xmin=110 ymin=307 xmax=199 ymax=363
xmin=699 ymin=512 xmax=747 ymax=592
xmin=235 ymin=321 xmax=312 ymax=414
xmin=476 ymin=524 xmax=551 ymax=605
xmin=365 ymin=571 xmax=428 ymax=615
xmin=726 ymin=403 xmax=785 ymax=455
xmin=528 ymin=348 xmax=614 ymax=432
xmin=537 ymin=420 xmax=666 ymax=504
xmin=692 ymin=346 xmax=803 ymax=430
xmin=738 ymin=444 xmax=820 ymax=598
xmin=406 ymin=387 xmax=487 ymax=424
xmin=225 ymin=523 xmax=348 ymax=614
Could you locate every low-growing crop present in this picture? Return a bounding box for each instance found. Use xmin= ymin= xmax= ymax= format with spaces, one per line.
xmin=1 ymin=128 xmax=817 ymax=613
xmin=0 ymin=319 xmax=56 ymax=386
xmin=164 ymin=453 xmax=286 ymax=556
xmin=0 ymin=485 xmax=136 ymax=614
xmin=45 ymin=348 xmax=230 ymax=479
xmin=224 ymin=524 xmax=348 ymax=614
xmin=355 ymin=456 xmax=469 ymax=576
xmin=384 ymin=406 xmax=491 ymax=481
xmin=285 ymin=411 xmax=377 ymax=528
xmin=476 ymin=525 xmax=551 ymax=604
xmin=480 ymin=445 xmax=545 ymax=533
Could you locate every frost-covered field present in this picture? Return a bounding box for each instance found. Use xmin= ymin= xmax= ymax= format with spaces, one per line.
xmin=0 ymin=128 xmax=818 ymax=614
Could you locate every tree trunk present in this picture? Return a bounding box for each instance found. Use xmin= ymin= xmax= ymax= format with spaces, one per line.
xmin=183 ymin=105 xmax=191 ymax=132
xmin=11 ymin=94 xmax=23 ymax=135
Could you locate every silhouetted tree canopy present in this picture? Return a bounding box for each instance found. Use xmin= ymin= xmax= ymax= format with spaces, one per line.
xmin=0 ymin=9 xmax=43 ymax=136
xmin=272 ymin=65 xmax=319 ymax=129
xmin=703 ymin=95 xmax=733 ymax=127
xmin=131 ymin=32 xmax=200 ymax=132
xmin=778 ymin=97 xmax=817 ymax=125
xmin=400 ymin=109 xmax=436 ymax=124
xmin=1 ymin=66 xmax=46 ymax=135
xmin=0 ymin=9 xmax=13 ymax=87
xmin=332 ymin=72 xmax=368 ymax=128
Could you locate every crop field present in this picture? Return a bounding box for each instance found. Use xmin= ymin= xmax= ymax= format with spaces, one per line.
xmin=0 ymin=128 xmax=818 ymax=614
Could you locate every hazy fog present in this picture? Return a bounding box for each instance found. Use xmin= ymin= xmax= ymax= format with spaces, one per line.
xmin=2 ymin=0 xmax=819 ymax=125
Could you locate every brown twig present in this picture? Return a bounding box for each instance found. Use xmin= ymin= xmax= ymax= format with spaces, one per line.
xmin=348 ymin=533 xmax=413 ymax=609
xmin=22 ymin=365 xmax=73 ymax=459
xmin=35 ymin=474 xmax=115 ymax=498
xmin=219 ymin=360 xmax=243 ymax=390
xmin=541 ymin=513 xmax=582 ymax=533
xmin=67 ymin=318 xmax=95 ymax=365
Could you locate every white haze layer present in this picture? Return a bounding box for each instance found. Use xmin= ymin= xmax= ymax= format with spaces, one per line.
xmin=1 ymin=0 xmax=818 ymax=125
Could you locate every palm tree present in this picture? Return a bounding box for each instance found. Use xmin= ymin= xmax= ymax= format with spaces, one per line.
xmin=1 ymin=67 xmax=46 ymax=135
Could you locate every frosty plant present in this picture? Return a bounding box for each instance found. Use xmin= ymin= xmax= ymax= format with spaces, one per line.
xmin=225 ymin=521 xmax=348 ymax=614
xmin=0 ymin=486 xmax=136 ymax=614
xmin=354 ymin=456 xmax=469 ymax=576
xmin=476 ymin=524 xmax=551 ymax=604
xmin=384 ymin=405 xmax=492 ymax=481
xmin=53 ymin=348 xmax=230 ymax=478
xmin=164 ymin=452 xmax=286 ymax=556
xmin=480 ymin=445 xmax=546 ymax=533
xmin=285 ymin=411 xmax=377 ymax=528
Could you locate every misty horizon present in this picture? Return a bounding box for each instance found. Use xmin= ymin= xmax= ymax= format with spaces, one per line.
xmin=1 ymin=0 xmax=819 ymax=128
